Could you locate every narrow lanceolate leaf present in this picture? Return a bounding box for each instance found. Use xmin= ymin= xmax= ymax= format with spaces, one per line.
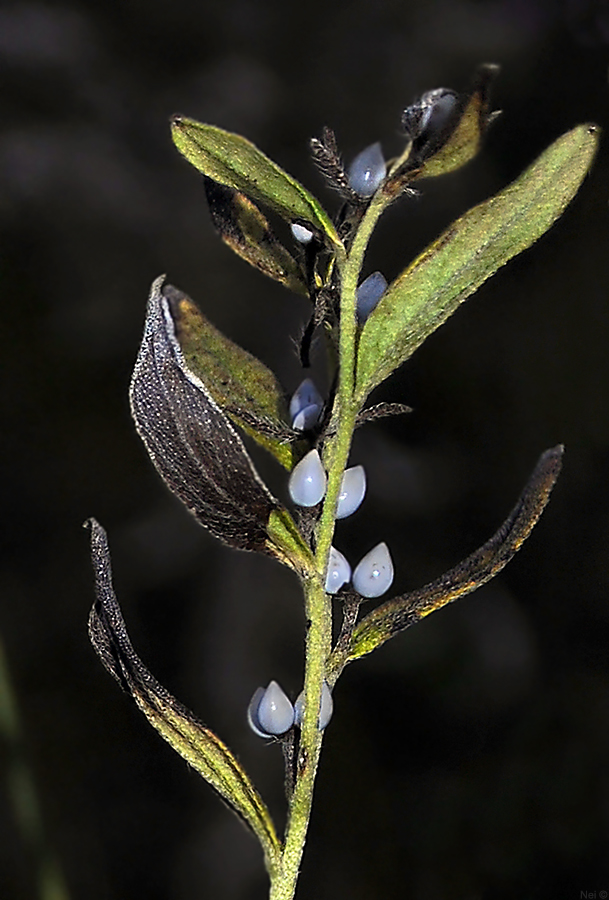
xmin=130 ymin=276 xmax=310 ymax=570
xmin=203 ymin=177 xmax=309 ymax=297
xmin=331 ymin=446 xmax=563 ymax=671
xmin=171 ymin=115 xmax=342 ymax=251
xmin=356 ymin=124 xmax=600 ymax=402
xmin=86 ymin=519 xmax=281 ymax=878
xmin=164 ymin=278 xmax=301 ymax=470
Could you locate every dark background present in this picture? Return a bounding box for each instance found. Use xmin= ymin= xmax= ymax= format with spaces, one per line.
xmin=2 ymin=1 xmax=609 ymax=898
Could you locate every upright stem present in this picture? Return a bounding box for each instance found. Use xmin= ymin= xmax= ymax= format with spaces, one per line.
xmin=269 ymin=190 xmax=393 ymax=900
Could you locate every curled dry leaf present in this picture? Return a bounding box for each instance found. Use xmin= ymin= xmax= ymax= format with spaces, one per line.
xmin=86 ymin=518 xmax=281 ymax=877
xmin=328 ymin=445 xmax=564 ymax=678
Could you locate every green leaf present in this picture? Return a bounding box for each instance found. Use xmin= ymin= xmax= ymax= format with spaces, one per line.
xmin=163 ymin=277 xmax=301 ymax=470
xmin=356 ymin=124 xmax=600 ymax=402
xmin=171 ymin=115 xmax=343 ymax=251
xmin=329 ymin=446 xmax=563 ymax=673
xmin=130 ymin=277 xmax=307 ymax=570
xmin=86 ymin=519 xmax=282 ymax=878
xmin=203 ymin=177 xmax=309 ymax=296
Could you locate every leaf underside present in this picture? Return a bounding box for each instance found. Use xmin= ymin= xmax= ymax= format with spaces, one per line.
xmin=86 ymin=519 xmax=281 ymax=875
xmin=130 ymin=276 xmax=283 ymax=556
xmin=171 ymin=116 xmax=342 ymax=250
xmin=331 ymin=445 xmax=563 ymax=670
xmin=357 ymin=124 xmax=600 ymax=401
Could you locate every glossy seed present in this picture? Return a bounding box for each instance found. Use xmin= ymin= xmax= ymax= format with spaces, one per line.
xmin=290 ymin=378 xmax=323 ymax=431
xmin=294 ymin=681 xmax=333 ymax=731
xmin=247 ymin=686 xmax=270 ymax=738
xmin=357 ymin=271 xmax=388 ymax=322
xmin=291 ymin=222 xmax=314 ymax=243
xmin=325 ymin=546 xmax=351 ymax=594
xmin=336 ymin=465 xmax=367 ymax=519
xmin=347 ymin=142 xmax=386 ymax=198
xmin=255 ymin=681 xmax=295 ymax=735
xmin=352 ymin=541 xmax=394 ymax=598
xmin=288 ymin=449 xmax=327 ymax=507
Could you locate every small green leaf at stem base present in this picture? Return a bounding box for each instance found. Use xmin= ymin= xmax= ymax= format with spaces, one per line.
xmin=86 ymin=518 xmax=281 ymax=878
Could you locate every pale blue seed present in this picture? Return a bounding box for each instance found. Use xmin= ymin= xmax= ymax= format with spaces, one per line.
xmin=290 ymin=378 xmax=324 ymax=429
xmin=336 ymin=465 xmax=367 ymax=519
xmin=291 ymin=222 xmax=314 ymax=243
xmin=257 ymin=681 xmax=295 ymax=735
xmin=325 ymin=546 xmax=351 ymax=594
xmin=288 ymin=449 xmax=327 ymax=507
xmin=292 ymin=403 xmax=322 ymax=431
xmin=347 ymin=142 xmax=386 ymax=198
xmin=357 ymin=271 xmax=388 ymax=322
xmin=247 ymin=686 xmax=269 ymax=738
xmin=352 ymin=541 xmax=394 ymax=598
xmin=294 ymin=681 xmax=333 ymax=731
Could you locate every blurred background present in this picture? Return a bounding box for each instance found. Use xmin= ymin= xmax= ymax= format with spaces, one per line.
xmin=2 ymin=1 xmax=609 ymax=898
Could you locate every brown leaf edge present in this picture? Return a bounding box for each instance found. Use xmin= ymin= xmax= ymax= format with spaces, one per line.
xmin=85 ymin=518 xmax=281 ymax=876
xmin=328 ymin=445 xmax=563 ymax=680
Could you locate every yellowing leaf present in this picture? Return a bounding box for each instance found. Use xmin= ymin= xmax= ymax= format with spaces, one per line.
xmin=164 ymin=278 xmax=301 ymax=470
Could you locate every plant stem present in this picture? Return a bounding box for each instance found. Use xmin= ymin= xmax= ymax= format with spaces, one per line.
xmin=270 ymin=188 xmax=395 ymax=900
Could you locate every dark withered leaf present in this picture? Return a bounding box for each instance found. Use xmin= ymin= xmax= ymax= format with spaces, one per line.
xmin=328 ymin=446 xmax=563 ymax=674
xmin=203 ymin=177 xmax=309 ymax=296
xmin=129 ymin=277 xmax=301 ymax=562
xmin=86 ymin=519 xmax=281 ymax=876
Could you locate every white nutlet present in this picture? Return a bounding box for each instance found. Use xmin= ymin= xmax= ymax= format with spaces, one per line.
xmin=291 ymin=222 xmax=314 ymax=244
xmin=352 ymin=541 xmax=394 ymax=598
xmin=289 ymin=378 xmax=323 ymax=431
xmin=357 ymin=271 xmax=388 ymax=322
xmin=288 ymin=449 xmax=327 ymax=507
xmin=336 ymin=465 xmax=367 ymax=519
xmin=347 ymin=142 xmax=386 ymax=198
xmin=247 ymin=681 xmax=294 ymax=737
xmin=325 ymin=546 xmax=351 ymax=594
xmin=294 ymin=681 xmax=333 ymax=731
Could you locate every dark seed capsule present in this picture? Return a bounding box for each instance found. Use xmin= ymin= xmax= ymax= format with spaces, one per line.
xmin=347 ymin=142 xmax=386 ymax=198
